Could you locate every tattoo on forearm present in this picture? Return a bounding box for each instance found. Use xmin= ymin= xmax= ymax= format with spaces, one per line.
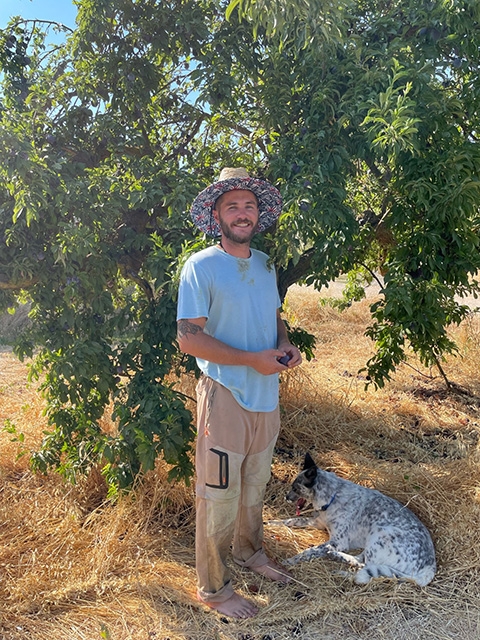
xmin=177 ymin=319 xmax=203 ymax=339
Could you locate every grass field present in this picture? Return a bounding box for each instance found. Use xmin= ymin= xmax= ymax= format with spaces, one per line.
xmin=1 ymin=285 xmax=480 ymax=640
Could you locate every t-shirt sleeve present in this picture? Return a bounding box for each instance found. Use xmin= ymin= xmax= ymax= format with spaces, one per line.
xmin=176 ymin=258 xmax=211 ymax=321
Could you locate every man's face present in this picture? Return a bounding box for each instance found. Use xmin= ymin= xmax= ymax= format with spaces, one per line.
xmin=213 ymin=189 xmax=259 ymax=244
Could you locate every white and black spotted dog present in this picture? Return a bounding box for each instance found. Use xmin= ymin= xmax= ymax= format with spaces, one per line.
xmin=270 ymin=453 xmax=436 ymax=586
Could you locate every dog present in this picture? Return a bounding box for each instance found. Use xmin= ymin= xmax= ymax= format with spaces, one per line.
xmin=270 ymin=453 xmax=436 ymax=586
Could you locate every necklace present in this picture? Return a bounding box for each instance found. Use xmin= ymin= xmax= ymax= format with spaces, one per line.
xmin=218 ymin=240 xmax=251 ymax=258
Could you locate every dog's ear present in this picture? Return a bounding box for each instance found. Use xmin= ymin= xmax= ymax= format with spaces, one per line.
xmin=303 ymin=452 xmax=317 ymax=485
xmin=304 ymin=465 xmax=317 ymax=485
xmin=303 ymin=452 xmax=316 ymax=471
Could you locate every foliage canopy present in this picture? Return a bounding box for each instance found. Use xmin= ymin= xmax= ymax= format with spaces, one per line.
xmin=1 ymin=0 xmax=479 ymax=492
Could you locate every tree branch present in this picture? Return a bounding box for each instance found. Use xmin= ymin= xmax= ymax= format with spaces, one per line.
xmin=0 ymin=274 xmax=38 ymax=290
xmin=277 ymin=248 xmax=315 ymax=302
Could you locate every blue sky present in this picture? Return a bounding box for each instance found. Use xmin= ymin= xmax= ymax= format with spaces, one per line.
xmin=0 ymin=0 xmax=78 ymax=31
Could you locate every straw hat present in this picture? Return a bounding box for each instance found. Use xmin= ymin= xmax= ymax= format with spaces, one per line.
xmin=190 ymin=167 xmax=282 ymax=237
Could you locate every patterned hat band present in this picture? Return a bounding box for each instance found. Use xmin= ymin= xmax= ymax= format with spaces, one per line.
xmin=190 ymin=168 xmax=283 ymax=237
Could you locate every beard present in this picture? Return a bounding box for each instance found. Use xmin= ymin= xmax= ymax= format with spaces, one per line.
xmin=218 ymin=217 xmax=258 ymax=245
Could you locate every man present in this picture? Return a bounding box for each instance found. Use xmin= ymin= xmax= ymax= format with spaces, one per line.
xmin=176 ymin=167 xmax=302 ymax=619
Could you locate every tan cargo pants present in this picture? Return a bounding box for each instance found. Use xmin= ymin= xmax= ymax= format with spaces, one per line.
xmin=195 ymin=375 xmax=280 ymax=604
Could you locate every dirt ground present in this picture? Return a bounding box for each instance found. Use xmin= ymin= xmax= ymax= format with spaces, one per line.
xmin=1 ymin=285 xmax=480 ymax=639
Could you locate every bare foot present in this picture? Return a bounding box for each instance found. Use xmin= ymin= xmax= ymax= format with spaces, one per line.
xmin=199 ymin=592 xmax=258 ymax=619
xmin=251 ymin=559 xmax=292 ymax=584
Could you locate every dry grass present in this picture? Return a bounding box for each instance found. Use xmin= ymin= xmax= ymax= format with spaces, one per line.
xmin=1 ymin=287 xmax=480 ymax=640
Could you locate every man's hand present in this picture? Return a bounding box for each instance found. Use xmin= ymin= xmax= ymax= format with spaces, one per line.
xmin=249 ymin=348 xmax=301 ymax=375
xmin=276 ymin=342 xmax=302 ymax=369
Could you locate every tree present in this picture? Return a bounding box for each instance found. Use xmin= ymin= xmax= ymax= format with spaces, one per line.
xmin=1 ymin=0 xmax=479 ymax=492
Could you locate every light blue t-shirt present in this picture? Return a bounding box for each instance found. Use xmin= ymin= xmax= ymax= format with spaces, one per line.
xmin=177 ymin=245 xmax=281 ymax=412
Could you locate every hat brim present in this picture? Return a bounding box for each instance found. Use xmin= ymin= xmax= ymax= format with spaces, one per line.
xmin=190 ymin=177 xmax=282 ymax=237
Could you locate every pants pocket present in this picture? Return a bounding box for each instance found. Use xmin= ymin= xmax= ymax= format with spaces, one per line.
xmin=205 ymin=448 xmax=229 ymax=489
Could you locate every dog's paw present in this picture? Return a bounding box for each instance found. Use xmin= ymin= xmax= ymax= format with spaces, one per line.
xmin=283 ymin=553 xmax=307 ymax=566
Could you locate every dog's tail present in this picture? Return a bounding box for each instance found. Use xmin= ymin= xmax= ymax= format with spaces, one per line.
xmin=354 ymin=564 xmax=435 ymax=587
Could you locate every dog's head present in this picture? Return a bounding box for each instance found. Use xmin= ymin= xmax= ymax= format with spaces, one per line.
xmin=286 ymin=452 xmax=318 ymax=514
